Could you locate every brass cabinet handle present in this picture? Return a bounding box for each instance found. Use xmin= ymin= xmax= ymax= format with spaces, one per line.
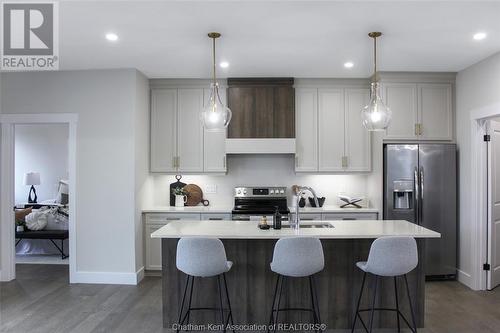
xmin=342 ymin=156 xmax=348 ymax=168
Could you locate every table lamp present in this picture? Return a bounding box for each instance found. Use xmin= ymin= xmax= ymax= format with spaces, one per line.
xmin=24 ymin=172 xmax=41 ymax=203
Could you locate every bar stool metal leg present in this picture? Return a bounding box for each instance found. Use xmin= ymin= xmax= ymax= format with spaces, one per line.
xmin=217 ymin=276 xmax=226 ymax=332
xmin=394 ymin=277 xmax=401 ymax=332
xmin=177 ymin=275 xmax=191 ymax=333
xmin=308 ymin=276 xmax=319 ymax=326
xmin=368 ymin=276 xmax=379 ymax=333
xmin=268 ymin=275 xmax=281 ymax=333
xmin=351 ymin=272 xmax=367 ymax=333
xmin=273 ymin=276 xmax=285 ymax=332
xmin=222 ymin=273 xmax=235 ymax=333
xmin=404 ymin=274 xmax=418 ymax=333
xmin=311 ymin=275 xmax=321 ymax=327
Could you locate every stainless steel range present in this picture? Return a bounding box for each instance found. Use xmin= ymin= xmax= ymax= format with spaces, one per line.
xmin=231 ymin=186 xmax=290 ymax=221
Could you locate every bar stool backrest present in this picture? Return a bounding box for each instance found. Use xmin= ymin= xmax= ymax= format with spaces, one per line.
xmin=365 ymin=236 xmax=418 ymax=277
xmin=271 ymin=237 xmax=324 ymax=277
xmin=176 ymin=238 xmax=229 ymax=277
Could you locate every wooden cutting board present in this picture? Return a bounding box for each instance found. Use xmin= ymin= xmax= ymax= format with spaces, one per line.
xmin=183 ymin=184 xmax=203 ymax=206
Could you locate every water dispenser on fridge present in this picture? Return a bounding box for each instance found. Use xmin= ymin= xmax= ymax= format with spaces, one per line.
xmin=393 ymin=180 xmax=413 ymax=209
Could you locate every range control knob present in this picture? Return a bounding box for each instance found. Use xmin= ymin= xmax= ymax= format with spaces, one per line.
xmin=279 ymin=189 xmax=285 ymax=194
xmin=237 ymin=189 xmax=242 ymax=195
xmin=270 ymin=189 xmax=274 ymax=194
xmin=243 ymin=190 xmax=247 ymax=195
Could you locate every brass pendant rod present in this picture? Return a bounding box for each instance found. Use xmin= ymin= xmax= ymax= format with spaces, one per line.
xmin=373 ymin=35 xmax=377 ymax=82
xmin=212 ymin=36 xmax=216 ymax=84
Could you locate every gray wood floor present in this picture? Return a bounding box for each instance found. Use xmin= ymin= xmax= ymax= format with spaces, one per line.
xmin=1 ymin=265 xmax=499 ymax=333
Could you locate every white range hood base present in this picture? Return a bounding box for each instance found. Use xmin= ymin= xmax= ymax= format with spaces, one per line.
xmin=225 ymin=138 xmax=296 ymax=154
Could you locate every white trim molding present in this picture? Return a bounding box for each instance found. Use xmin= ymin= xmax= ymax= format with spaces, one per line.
xmin=74 ymin=267 xmax=145 ymax=285
xmin=469 ymin=103 xmax=500 ymax=290
xmin=0 ymin=113 xmax=78 ymax=283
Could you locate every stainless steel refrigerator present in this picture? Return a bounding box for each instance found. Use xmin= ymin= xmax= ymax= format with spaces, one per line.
xmin=384 ymin=144 xmax=457 ymax=279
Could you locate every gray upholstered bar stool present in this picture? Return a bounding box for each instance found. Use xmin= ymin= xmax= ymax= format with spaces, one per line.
xmin=176 ymin=238 xmax=235 ymax=333
xmin=351 ymin=236 xmax=418 ymax=333
xmin=267 ymin=237 xmax=324 ymax=333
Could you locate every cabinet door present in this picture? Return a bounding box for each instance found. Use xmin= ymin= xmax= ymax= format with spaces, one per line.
xmin=383 ymin=83 xmax=418 ymax=139
xmin=345 ymin=89 xmax=371 ymax=171
xmin=273 ymin=86 xmax=295 ymax=138
xmin=295 ymin=88 xmax=318 ymax=172
xmin=299 ymin=213 xmax=322 ymax=221
xmin=203 ymin=88 xmax=227 ymax=173
xmin=150 ymin=89 xmax=177 ymax=172
xmin=145 ymin=223 xmax=164 ymax=270
xmin=177 ymin=89 xmax=204 ymax=172
xmin=318 ymin=89 xmax=345 ymax=171
xmin=418 ymin=83 xmax=453 ymax=140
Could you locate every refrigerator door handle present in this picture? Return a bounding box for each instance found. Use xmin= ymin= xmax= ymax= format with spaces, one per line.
xmin=414 ymin=167 xmax=419 ymax=223
xmin=420 ymin=166 xmax=424 ymax=223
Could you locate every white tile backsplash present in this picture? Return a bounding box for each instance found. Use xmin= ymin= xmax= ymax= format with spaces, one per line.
xmin=151 ymin=155 xmax=371 ymax=207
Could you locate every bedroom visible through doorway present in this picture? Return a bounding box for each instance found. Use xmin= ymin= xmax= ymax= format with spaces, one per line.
xmin=14 ymin=123 xmax=70 ymax=267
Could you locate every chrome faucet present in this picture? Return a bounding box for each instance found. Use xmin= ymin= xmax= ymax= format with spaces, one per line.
xmin=292 ymin=186 xmax=319 ymax=230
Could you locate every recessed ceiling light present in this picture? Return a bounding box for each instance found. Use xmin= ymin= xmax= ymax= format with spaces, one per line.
xmin=473 ymin=32 xmax=487 ymax=41
xmin=344 ymin=62 xmax=354 ymax=68
xmin=220 ymin=61 xmax=229 ymax=68
xmin=105 ymin=33 xmax=119 ymax=42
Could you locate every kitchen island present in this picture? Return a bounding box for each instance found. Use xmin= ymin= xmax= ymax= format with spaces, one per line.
xmin=152 ymin=220 xmax=440 ymax=331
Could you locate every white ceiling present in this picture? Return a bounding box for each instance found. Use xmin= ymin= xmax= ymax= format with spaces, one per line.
xmin=59 ymin=1 xmax=500 ymax=78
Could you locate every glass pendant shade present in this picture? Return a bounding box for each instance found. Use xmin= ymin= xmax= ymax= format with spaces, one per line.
xmin=201 ymin=82 xmax=232 ymax=132
xmin=361 ymin=82 xmax=392 ymax=131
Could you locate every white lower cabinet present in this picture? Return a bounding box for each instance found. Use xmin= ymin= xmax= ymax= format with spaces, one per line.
xmin=322 ymin=213 xmax=378 ymax=220
xmin=201 ymin=213 xmax=232 ymax=220
xmin=144 ymin=213 xmax=201 ymax=271
xmin=298 ymin=213 xmax=322 ymax=221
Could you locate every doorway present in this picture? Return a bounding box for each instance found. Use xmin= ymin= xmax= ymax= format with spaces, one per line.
xmin=0 ymin=114 xmax=77 ymax=283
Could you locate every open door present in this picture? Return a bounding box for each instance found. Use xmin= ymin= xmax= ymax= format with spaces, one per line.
xmin=488 ymin=120 xmax=500 ymax=289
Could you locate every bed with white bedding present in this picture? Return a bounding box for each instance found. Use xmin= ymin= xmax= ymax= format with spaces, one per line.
xmin=15 ymin=180 xmax=70 ymax=256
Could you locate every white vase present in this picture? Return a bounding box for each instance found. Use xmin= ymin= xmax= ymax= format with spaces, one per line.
xmin=16 ymin=225 xmax=24 ymax=232
xmin=175 ymin=195 xmax=187 ymax=207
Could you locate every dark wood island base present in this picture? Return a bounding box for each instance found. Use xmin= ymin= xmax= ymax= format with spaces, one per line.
xmin=162 ymin=238 xmax=425 ymax=331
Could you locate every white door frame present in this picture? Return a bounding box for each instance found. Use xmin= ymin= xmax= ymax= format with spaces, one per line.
xmin=0 ymin=113 xmax=77 ymax=283
xmin=470 ymin=102 xmax=500 ymax=290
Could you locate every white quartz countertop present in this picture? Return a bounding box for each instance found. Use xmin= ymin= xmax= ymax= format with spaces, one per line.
xmin=143 ymin=205 xmax=379 ymax=214
xmin=151 ymin=220 xmax=440 ymax=239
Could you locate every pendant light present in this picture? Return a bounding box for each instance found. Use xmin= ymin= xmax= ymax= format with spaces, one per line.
xmin=201 ymin=32 xmax=232 ymax=131
xmin=361 ymin=32 xmax=392 ymax=131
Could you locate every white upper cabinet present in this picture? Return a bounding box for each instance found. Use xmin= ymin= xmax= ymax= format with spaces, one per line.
xmin=383 ymin=83 xmax=418 ymax=140
xmin=203 ymin=88 xmax=227 ymax=172
xmin=381 ymin=78 xmax=453 ymax=141
xmin=177 ymin=89 xmax=204 ymax=172
xmin=295 ymin=88 xmax=318 ymax=172
xmin=418 ymin=83 xmax=453 ymax=140
xmin=151 ymin=89 xmax=177 ymax=173
xmin=150 ymin=82 xmax=227 ymax=174
xmin=345 ymin=88 xmax=371 ymax=171
xmin=318 ymin=89 xmax=345 ymax=172
xmin=295 ymin=84 xmax=372 ymax=173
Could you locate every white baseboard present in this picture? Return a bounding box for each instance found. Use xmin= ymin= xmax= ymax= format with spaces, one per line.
xmin=136 ymin=266 xmax=145 ymax=284
xmin=457 ymin=269 xmax=473 ymax=289
xmin=73 ymin=269 xmax=141 ymax=285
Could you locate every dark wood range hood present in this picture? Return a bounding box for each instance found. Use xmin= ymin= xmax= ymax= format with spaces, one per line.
xmin=226 ymin=78 xmax=296 ymax=154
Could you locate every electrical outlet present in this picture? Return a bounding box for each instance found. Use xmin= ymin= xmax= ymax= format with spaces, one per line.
xmin=205 ymin=184 xmax=217 ymax=194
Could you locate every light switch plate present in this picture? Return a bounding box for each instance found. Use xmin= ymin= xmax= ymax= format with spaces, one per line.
xmin=205 ymin=184 xmax=217 ymax=194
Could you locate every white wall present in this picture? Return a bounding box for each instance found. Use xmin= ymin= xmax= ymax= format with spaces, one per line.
xmin=1 ymin=69 xmax=148 ymax=283
xmin=456 ymin=51 xmax=500 ymax=288
xmin=150 ymin=154 xmax=372 ymax=208
xmin=14 ymin=124 xmax=69 ymax=204
xmin=133 ymin=71 xmax=153 ymax=274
